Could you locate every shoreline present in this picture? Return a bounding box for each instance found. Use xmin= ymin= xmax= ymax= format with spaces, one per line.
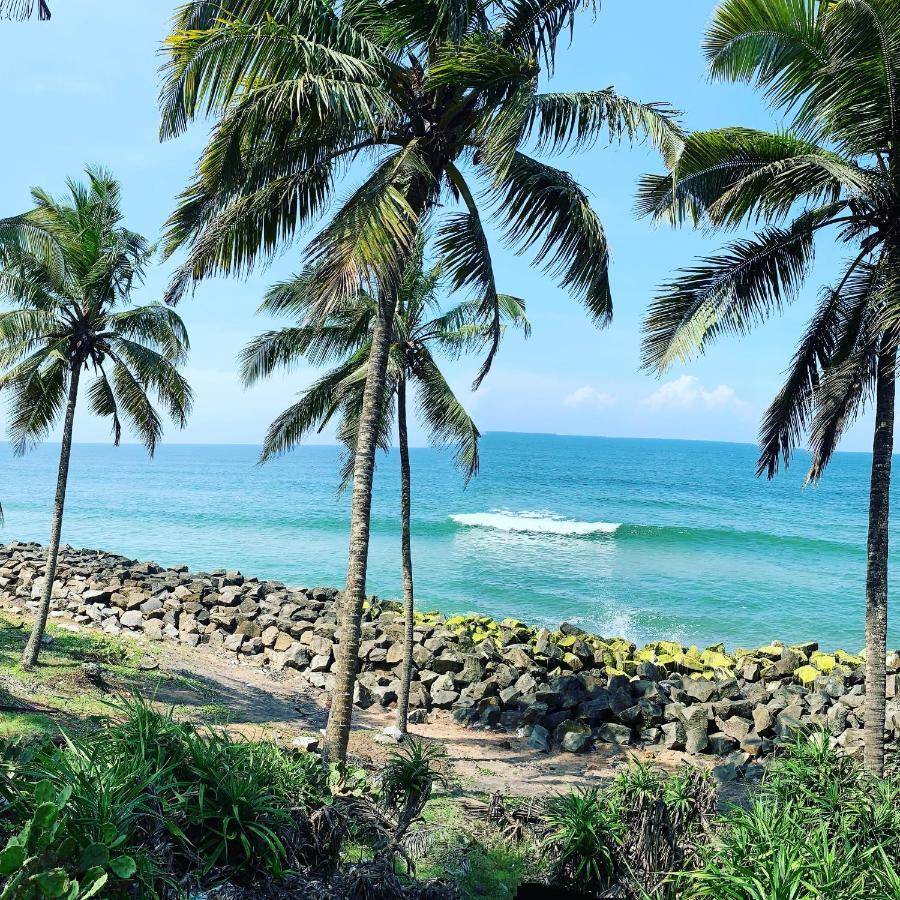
xmin=1 ymin=540 xmax=897 ymax=767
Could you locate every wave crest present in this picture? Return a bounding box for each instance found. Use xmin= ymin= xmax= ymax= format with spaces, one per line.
xmin=450 ymin=512 xmax=621 ymax=536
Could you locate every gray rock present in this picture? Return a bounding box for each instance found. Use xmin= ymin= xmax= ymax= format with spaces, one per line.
xmin=119 ymin=610 xmax=143 ymax=629
xmin=680 ymin=705 xmax=710 ymax=754
xmin=752 ymin=705 xmax=774 ymax=735
xmin=223 ymin=633 xmax=244 ymax=652
xmin=597 ymin=723 xmax=632 ymax=745
xmin=430 ymin=689 xmax=459 ymax=708
xmin=661 ymin=721 xmax=686 ymax=750
xmin=555 ymin=720 xmax=592 ymax=753
xmin=775 ymin=704 xmax=805 ymax=739
xmin=527 ymin=724 xmax=551 ymax=752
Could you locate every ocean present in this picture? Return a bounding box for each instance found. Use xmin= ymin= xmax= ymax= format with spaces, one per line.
xmin=2 ymin=432 xmax=895 ymax=652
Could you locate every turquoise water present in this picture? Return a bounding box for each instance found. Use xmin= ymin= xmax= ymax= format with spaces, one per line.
xmin=1 ymin=433 xmax=895 ymax=651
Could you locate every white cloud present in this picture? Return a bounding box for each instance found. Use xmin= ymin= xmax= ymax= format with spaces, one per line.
xmin=643 ymin=375 xmax=745 ymax=413
xmin=564 ymin=385 xmax=617 ymax=409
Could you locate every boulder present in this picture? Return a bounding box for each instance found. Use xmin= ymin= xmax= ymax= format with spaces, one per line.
xmin=680 ymin=705 xmax=710 ymax=754
xmin=526 ymin=724 xmax=551 ymax=752
xmin=596 ymin=723 xmax=632 ymax=746
xmin=555 ymin=720 xmax=592 ymax=753
xmin=120 ymin=610 xmax=143 ymax=630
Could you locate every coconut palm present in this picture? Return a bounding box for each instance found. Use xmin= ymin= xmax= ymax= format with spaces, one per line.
xmin=241 ymin=243 xmax=529 ymax=732
xmin=639 ymin=0 xmax=900 ymax=774
xmin=0 ymin=167 xmax=192 ymax=669
xmin=160 ymin=0 xmax=681 ymax=761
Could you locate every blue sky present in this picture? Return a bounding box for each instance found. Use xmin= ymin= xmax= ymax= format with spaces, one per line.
xmin=0 ymin=1 xmax=872 ymax=451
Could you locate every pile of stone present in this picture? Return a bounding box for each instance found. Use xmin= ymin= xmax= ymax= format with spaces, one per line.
xmin=1 ymin=541 xmax=898 ymax=763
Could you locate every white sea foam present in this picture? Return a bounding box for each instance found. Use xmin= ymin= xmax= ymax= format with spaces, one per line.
xmin=449 ymin=511 xmax=621 ymax=536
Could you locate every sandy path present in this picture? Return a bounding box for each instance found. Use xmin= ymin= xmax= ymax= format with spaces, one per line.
xmin=143 ymin=638 xmax=699 ymax=798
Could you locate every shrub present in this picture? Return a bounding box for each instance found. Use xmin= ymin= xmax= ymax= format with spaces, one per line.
xmin=0 ymin=780 xmax=139 ymax=899
xmin=683 ymin=734 xmax=900 ymax=899
xmin=542 ymin=787 xmax=622 ymax=894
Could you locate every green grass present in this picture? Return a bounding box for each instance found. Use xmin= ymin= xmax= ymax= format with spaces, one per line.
xmin=0 ymin=614 xmax=139 ymax=678
xmin=0 ymin=711 xmax=58 ymax=740
xmin=0 ymin=614 xmax=168 ymax=739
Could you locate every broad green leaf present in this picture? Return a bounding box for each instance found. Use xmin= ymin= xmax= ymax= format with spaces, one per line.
xmin=79 ymin=867 xmax=108 ymax=899
xmin=33 ymin=868 xmax=69 ymax=897
xmin=108 ymin=855 xmax=137 ymax=880
xmin=77 ymin=844 xmax=109 ymax=871
xmin=0 ymin=844 xmax=25 ymax=875
xmin=33 ymin=780 xmax=55 ymax=806
xmin=32 ymin=802 xmax=59 ymax=831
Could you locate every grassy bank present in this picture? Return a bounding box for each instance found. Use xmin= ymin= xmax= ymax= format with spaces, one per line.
xmin=2 ymin=611 xmax=900 ymax=897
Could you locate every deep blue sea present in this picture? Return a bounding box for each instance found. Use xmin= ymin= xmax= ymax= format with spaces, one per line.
xmin=2 ymin=433 xmax=896 ymax=652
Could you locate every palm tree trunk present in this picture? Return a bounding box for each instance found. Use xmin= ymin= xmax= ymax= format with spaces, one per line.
xmin=863 ymin=335 xmax=896 ymax=775
xmin=21 ymin=361 xmax=81 ymax=669
xmin=395 ymin=373 xmax=415 ymax=734
xmin=324 ymin=292 xmax=401 ymax=760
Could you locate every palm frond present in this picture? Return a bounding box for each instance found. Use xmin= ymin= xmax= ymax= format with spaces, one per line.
xmin=528 ymin=89 xmax=683 ymax=164
xmin=642 ymin=220 xmax=816 ymax=372
xmin=87 ymin=365 xmax=123 ymax=447
xmin=6 ymin=355 xmax=67 ymax=456
xmin=488 ymin=151 xmax=610 ymax=323
xmin=412 ymin=350 xmax=480 ymax=481
xmin=636 ymin=128 xmax=867 ymax=228
xmin=259 ymin=348 xmax=370 ymax=462
xmin=704 ymin=0 xmax=829 ymax=117
xmin=498 ymin=0 xmax=596 ymax=73
xmin=805 ymin=257 xmax=896 ymax=481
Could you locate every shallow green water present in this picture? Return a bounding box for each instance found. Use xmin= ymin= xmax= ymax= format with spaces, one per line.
xmin=2 ymin=433 xmax=895 ymax=651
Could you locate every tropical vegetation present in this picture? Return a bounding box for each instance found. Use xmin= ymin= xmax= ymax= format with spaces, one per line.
xmin=158 ymin=0 xmax=682 ymax=761
xmin=0 ymin=168 xmax=192 ymax=669
xmin=240 ymin=239 xmax=528 ymax=732
xmin=640 ymin=0 xmax=900 ymax=774
xmin=3 ymin=692 xmax=898 ymax=900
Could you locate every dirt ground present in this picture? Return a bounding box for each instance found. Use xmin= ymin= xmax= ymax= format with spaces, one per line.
xmin=1 ymin=607 xmax=709 ymax=798
xmin=123 ymin=630 xmax=703 ymax=798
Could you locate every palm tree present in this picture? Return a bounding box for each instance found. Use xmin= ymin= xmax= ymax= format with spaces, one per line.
xmin=160 ymin=0 xmax=681 ymax=761
xmin=0 ymin=167 xmax=192 ymax=669
xmin=0 ymin=1 xmax=50 ymax=19
xmin=639 ymin=0 xmax=900 ymax=774
xmin=241 ymin=243 xmax=529 ymax=733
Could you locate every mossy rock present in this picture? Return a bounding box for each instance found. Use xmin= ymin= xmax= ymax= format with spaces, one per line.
xmin=557 ymin=634 xmax=580 ymax=649
xmin=674 ymin=653 xmax=706 ymax=673
xmin=656 ymin=653 xmax=678 ymax=671
xmin=835 ymin=649 xmax=864 ymax=668
xmin=445 ymin=615 xmax=470 ymax=628
xmin=810 ymin=652 xmax=837 ymax=673
xmin=795 ymin=664 xmax=819 ymax=686
xmin=652 ymin=640 xmax=684 ymax=657
xmin=700 ymin=649 xmax=734 ymax=670
xmin=757 ymin=644 xmax=784 ymax=660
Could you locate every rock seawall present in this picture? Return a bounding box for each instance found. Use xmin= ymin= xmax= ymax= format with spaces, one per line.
xmin=1 ymin=541 xmax=898 ymax=764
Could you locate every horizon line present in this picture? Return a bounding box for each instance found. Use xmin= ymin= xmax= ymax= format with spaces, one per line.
xmin=0 ymin=430 xmax=878 ymax=457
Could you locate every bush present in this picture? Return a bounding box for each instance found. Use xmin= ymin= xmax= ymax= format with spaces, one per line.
xmin=683 ymin=733 xmax=900 ymax=899
xmin=542 ymin=787 xmax=622 ymax=894
xmin=0 ymin=780 xmax=139 ymax=899
xmin=0 ymin=698 xmax=363 ymax=895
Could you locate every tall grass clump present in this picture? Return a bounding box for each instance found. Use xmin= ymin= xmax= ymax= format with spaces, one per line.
xmin=685 ymin=733 xmax=900 ymax=899
xmin=0 ymin=699 xmax=355 ymax=896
